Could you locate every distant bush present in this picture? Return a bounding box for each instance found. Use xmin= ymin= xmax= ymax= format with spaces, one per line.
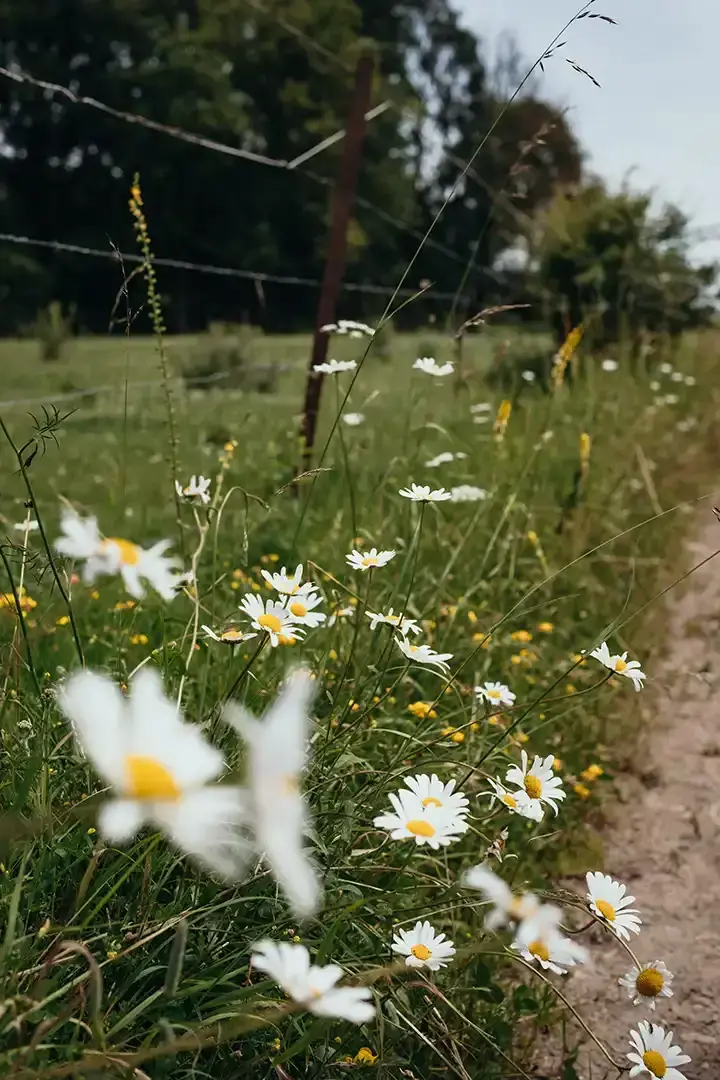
xmin=182 ymin=323 xmax=277 ymax=393
xmin=32 ymin=300 xmax=75 ymax=361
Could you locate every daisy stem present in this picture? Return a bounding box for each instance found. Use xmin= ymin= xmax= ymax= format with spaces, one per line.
xmin=223 ymin=635 xmax=266 ymax=701
xmin=0 ymin=414 xmax=84 ymax=667
xmin=0 ymin=544 xmax=42 ymax=697
xmin=330 ymin=567 xmax=373 ymax=722
xmin=176 ymin=508 xmax=210 ymax=708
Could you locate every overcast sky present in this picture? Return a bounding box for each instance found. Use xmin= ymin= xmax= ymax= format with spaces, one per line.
xmin=457 ymin=0 xmax=720 ymax=259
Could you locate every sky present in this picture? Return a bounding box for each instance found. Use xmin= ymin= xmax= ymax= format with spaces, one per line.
xmin=458 ymin=0 xmax=720 ymax=259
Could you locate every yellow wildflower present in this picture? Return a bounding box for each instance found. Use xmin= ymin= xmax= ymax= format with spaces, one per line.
xmin=581 ymin=764 xmax=604 ymax=782
xmin=276 ymin=634 xmax=298 ymax=647
xmin=472 ymin=631 xmax=492 ymax=648
xmin=467 ymin=610 xmax=478 ymax=624
xmin=511 ymin=630 xmax=533 ymax=643
xmin=493 ymin=399 xmax=512 ymax=439
xmin=565 ymin=683 xmax=577 ymax=695
xmin=573 ymin=782 xmax=591 ymax=799
xmin=552 ymin=323 xmax=584 ymax=388
xmin=56 ymin=615 xmax=70 ymax=626
xmin=553 ymin=757 xmax=563 ymax=770
xmin=537 ymin=621 xmax=554 ymax=633
xmin=579 ymin=432 xmax=592 ymax=479
xmin=408 ymin=701 xmax=437 ymax=719
xmin=130 ymin=633 xmax=148 ymax=646
xmin=114 ymin=600 xmax=136 ymax=611
xmin=107 ymin=949 xmax=119 ymax=961
xmin=0 ymin=588 xmax=37 ymax=614
xmin=355 ymin=1048 xmax=378 ymax=1066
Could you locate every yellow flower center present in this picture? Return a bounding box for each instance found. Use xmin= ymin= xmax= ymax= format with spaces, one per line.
xmin=362 ymin=556 xmax=380 ymax=567
xmin=508 ymin=896 xmax=527 ymax=920
xmin=406 ymin=818 xmax=436 ymax=838
xmin=276 ymin=633 xmax=296 ymax=646
xmin=595 ymin=899 xmax=616 ymax=922
xmin=524 ymin=775 xmax=543 ymax=799
xmin=104 ymin=538 xmax=140 ymax=566
xmin=642 ymin=1051 xmax=667 ymax=1078
xmin=125 ymin=755 xmax=180 ymax=800
xmin=528 ymin=940 xmax=550 ymax=962
xmin=410 ymin=943 xmax=432 ymax=961
xmin=258 ymin=613 xmax=283 ymax=633
xmin=503 ymin=792 xmax=518 ymax=808
xmin=289 ymin=601 xmax=307 ymax=618
xmin=614 ymin=658 xmax=627 ymax=672
xmin=220 ymin=629 xmax=244 ymax=642
xmin=422 ymin=796 xmax=442 ymax=808
xmin=636 ymin=968 xmax=664 ymax=997
xmin=487 ymin=689 xmax=501 ymax=700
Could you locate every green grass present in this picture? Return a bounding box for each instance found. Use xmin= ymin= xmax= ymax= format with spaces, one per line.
xmin=0 ymin=326 xmax=714 ymax=1078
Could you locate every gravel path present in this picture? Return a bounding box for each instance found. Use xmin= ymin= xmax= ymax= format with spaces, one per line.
xmin=539 ymin=517 xmax=720 ymax=1078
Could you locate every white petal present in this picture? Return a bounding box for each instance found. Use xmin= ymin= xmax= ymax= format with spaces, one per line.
xmin=58 ymin=670 xmax=128 ymax=788
xmin=152 ymin=786 xmax=249 ymax=880
xmin=98 ymin=798 xmax=145 ymax=842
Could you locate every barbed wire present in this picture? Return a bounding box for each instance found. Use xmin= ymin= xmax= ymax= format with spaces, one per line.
xmin=0 ymin=232 xmax=472 ymax=300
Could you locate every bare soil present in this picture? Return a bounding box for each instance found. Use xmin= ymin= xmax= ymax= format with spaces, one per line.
xmin=537 ymin=519 xmax=720 ymax=1078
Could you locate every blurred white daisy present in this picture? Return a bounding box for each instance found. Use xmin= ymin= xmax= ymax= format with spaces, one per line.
xmin=175 ymin=475 xmax=211 ymax=505
xmin=374 ymin=789 xmax=468 ymax=848
xmin=602 ymin=358 xmax=619 ymax=372
xmin=413 ymin=357 xmax=454 ymax=377
xmin=58 ymin=669 xmax=246 ymax=879
xmin=521 ymin=370 xmax=536 ymax=383
xmin=261 ymin=564 xmax=306 ymax=595
xmin=239 ymin=594 xmax=304 ymax=647
xmin=251 ymin=940 xmax=375 ymax=1024
xmin=649 ymin=380 xmax=661 ymax=391
xmin=670 ymin=371 xmax=684 ymax=383
xmin=327 ymin=605 xmax=355 ymax=626
xmin=620 ymin=961 xmax=674 ymax=1010
xmin=425 ymin=452 xmax=455 ymax=468
xmin=488 ymin=778 xmax=543 ymax=821
xmin=313 ymin=358 xmax=357 ymax=374
xmin=476 ymin=682 xmax=515 ymax=708
xmin=450 ymin=485 xmax=488 ymax=502
xmin=627 ymin=1021 xmax=690 ymax=1080
xmin=398 ymin=484 xmax=452 ymax=502
xmin=470 ymin=402 xmax=492 ymax=413
xmin=402 ymin=773 xmax=469 ymax=817
xmin=283 ymin=589 xmax=327 ymax=628
xmin=12 ymin=520 xmax=39 ymax=532
xmin=586 ymin=871 xmax=642 ymax=940
xmin=589 ymin=642 xmax=646 ymax=691
xmin=224 ymin=669 xmax=319 ymax=917
xmin=202 ymin=624 xmax=257 ymax=646
xmin=392 ymin=920 xmax=455 ymax=971
xmin=664 ymin=393 xmax=679 ymax=405
xmin=366 ymin=608 xmax=420 ymax=635
xmin=346 ymin=548 xmax=396 ymax=571
xmin=684 ymin=374 xmax=696 ymax=386
xmin=56 ymin=508 xmax=180 ymax=601
xmin=395 ymin=636 xmax=453 ymax=672
xmin=319 ymin=319 xmax=375 ymax=338
xmin=473 ymin=414 xmax=490 ymax=425
xmin=343 ymin=412 xmax=365 ymax=426
xmin=513 ymin=924 xmax=588 ymax=975
xmin=463 ymin=863 xmax=540 ymax=930
xmin=505 ymin=751 xmax=566 ymax=817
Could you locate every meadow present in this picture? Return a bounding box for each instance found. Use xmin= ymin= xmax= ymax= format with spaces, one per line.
xmin=0 ymin=321 xmax=715 ymax=1079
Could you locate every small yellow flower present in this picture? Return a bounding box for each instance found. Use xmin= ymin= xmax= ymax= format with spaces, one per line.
xmin=272 ymin=1038 xmax=281 ymax=1051
xmin=90 ymin=590 xmax=100 ymax=600
xmin=570 ymin=653 xmax=585 ymax=665
xmin=451 ymin=731 xmax=465 ymax=744
xmin=552 ymin=323 xmax=583 ymax=388
xmin=0 ymin=588 xmax=37 ymax=614
xmin=408 ymin=701 xmax=437 ymax=719
xmin=527 ymin=529 xmax=539 ymax=545
xmin=107 ymin=950 xmax=119 ymax=961
xmin=565 ymin=683 xmax=577 ymax=695
xmin=87 ymin=827 xmax=96 ymax=835
xmin=494 ymin=399 xmax=512 ymax=439
xmin=114 ymin=600 xmax=136 ymax=611
xmin=440 ymin=604 xmax=458 ymax=618
xmin=292 ymin=935 xmax=301 ymax=944
xmin=328 ymin=648 xmax=338 ymax=661
xmin=355 ymin=1048 xmax=378 ymax=1066
xmin=130 ymin=633 xmax=148 ymax=646
xmin=56 ymin=615 xmax=70 ymax=626
xmin=511 ymin=630 xmax=533 ymax=643
xmin=553 ymin=757 xmax=563 ymax=770
xmin=579 ymin=432 xmax=592 ymax=479
xmin=537 ymin=621 xmax=554 ymax=633
xmin=516 ymin=731 xmax=529 ymax=743
xmin=581 ymin=764 xmax=604 ymax=781
xmin=573 ymin=782 xmax=591 ymax=799
xmin=472 ymin=631 xmax=492 ymax=648
xmin=510 ymin=654 xmax=522 ymax=665
xmin=467 ymin=610 xmax=478 ymax=624
xmin=276 ymin=634 xmax=298 ymax=646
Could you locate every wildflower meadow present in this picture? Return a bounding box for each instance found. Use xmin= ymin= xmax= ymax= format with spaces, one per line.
xmin=0 ymin=293 xmax=716 ymax=1078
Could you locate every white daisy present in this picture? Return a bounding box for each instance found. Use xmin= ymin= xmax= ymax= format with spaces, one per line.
xmin=12 ymin=520 xmax=39 ymax=532
xmin=505 ymin=751 xmax=566 ymax=817
xmin=476 ymin=682 xmax=515 ymax=708
xmin=649 ymin=380 xmax=661 ymax=391
xmin=402 ymin=773 xmax=469 ymax=817
xmin=346 ymin=548 xmax=396 ymax=571
xmin=425 ymin=451 xmax=467 ymax=468
xmin=327 ymin=605 xmax=355 ymax=626
xmin=620 ymin=961 xmax=675 ymax=1010
xmin=202 ymin=624 xmax=257 ymax=646
xmin=239 ymin=594 xmax=304 ymax=647
xmin=463 ymin=863 xmax=540 ymax=930
xmin=366 ymin=608 xmax=421 ymax=635
xmin=58 ymin=669 xmax=246 ymax=878
xmin=395 ymin=636 xmax=453 ymax=672
xmin=224 ymin=669 xmax=319 ymax=917
xmin=670 ymin=371 xmax=684 ymax=383
xmin=319 ymin=319 xmax=375 ymax=338
xmin=521 ymin=370 xmax=536 ymax=382
xmin=260 ymin=564 xmax=306 ymax=595
xmin=283 ymin=589 xmax=327 ymax=628
xmin=627 ymin=1021 xmax=690 ymax=1079
xmin=659 ymin=363 xmax=674 ymax=375
xmin=684 ymin=375 xmax=696 ymax=386
xmin=175 ymin=475 xmax=211 ymax=505
xmin=589 ymin=642 xmax=646 ymax=691
xmin=56 ymin=509 xmax=181 ymax=601
xmin=470 ymin=402 xmax=492 ymax=414
xmin=586 ymin=871 xmax=642 ymax=940
xmin=473 ymin=414 xmax=490 ymax=425
xmin=413 ymin=357 xmax=454 ymax=377
xmin=487 ymin=778 xmax=543 ymax=822
xmin=398 ymin=484 xmax=452 ymax=502
xmin=512 ymin=922 xmax=588 ymax=975
xmin=313 ymin=358 xmax=357 ymax=374
xmin=251 ymin=940 xmax=375 ymax=1024
xmin=391 ymin=920 xmax=455 ymax=971
xmin=450 ymin=485 xmax=488 ymax=502
xmin=602 ymin=358 xmax=619 ymax=372
xmin=373 ymin=789 xmax=468 ymax=849
xmin=343 ymin=412 xmax=365 ymax=426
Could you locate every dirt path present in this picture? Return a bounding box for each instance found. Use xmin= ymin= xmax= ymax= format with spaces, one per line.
xmin=544 ymin=517 xmax=720 ymax=1077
